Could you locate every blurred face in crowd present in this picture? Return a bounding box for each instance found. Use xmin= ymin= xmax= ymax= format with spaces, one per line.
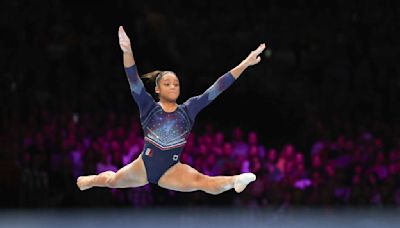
xmin=312 ymin=154 xmax=322 ymax=169
xmin=155 ymin=73 xmax=180 ymax=102
xmin=233 ymin=127 xmax=243 ymax=141
xmin=198 ymin=143 xmax=207 ymax=156
xmin=251 ymin=157 xmax=262 ymax=173
xmin=223 ymin=142 xmax=233 ymax=156
xmin=325 ymin=163 xmax=335 ymax=177
xmin=206 ymin=154 xmax=216 ymax=167
xmin=249 ymin=145 xmax=259 ymax=157
xmin=297 ymin=163 xmax=305 ymax=174
xmin=248 ymin=131 xmax=258 ymax=145
xmin=283 ymin=144 xmax=294 ymax=159
xmin=268 ymin=148 xmax=278 ymax=163
xmin=284 ymin=161 xmax=294 ymax=174
xmin=214 ymin=132 xmax=224 ymax=145
xmin=295 ymin=152 xmax=304 ymax=164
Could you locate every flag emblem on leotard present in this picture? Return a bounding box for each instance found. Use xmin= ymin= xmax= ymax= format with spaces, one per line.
xmin=145 ymin=148 xmax=153 ymax=157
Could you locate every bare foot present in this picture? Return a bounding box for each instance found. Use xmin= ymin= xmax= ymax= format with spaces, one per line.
xmin=77 ymin=176 xmax=94 ymax=191
xmin=233 ymin=173 xmax=256 ymax=193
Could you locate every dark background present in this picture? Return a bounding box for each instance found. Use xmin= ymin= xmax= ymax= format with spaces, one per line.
xmin=1 ymin=0 xmax=400 ymax=209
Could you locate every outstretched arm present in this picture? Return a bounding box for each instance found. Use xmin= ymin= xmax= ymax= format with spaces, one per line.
xmin=183 ymin=43 xmax=266 ymax=122
xmin=119 ymin=26 xmax=136 ymax=67
xmin=230 ymin=43 xmax=266 ymax=79
xmin=119 ymin=26 xmax=154 ymax=117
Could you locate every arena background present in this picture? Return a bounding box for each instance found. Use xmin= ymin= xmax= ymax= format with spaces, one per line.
xmin=1 ymin=0 xmax=400 ymax=227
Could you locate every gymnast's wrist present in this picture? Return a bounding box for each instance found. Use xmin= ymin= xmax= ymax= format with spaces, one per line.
xmin=240 ymin=60 xmax=250 ymax=69
xmin=123 ymin=49 xmax=133 ymax=55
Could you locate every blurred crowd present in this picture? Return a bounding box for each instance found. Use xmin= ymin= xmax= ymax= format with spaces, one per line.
xmin=1 ymin=110 xmax=400 ymax=208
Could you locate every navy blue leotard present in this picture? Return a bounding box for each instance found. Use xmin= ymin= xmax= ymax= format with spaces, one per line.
xmin=125 ymin=65 xmax=235 ymax=184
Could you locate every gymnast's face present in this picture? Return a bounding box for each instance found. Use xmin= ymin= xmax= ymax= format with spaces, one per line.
xmin=155 ymin=73 xmax=180 ymax=102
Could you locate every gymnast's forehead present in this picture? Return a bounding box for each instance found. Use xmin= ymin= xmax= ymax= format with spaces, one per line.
xmin=160 ymin=73 xmax=179 ymax=82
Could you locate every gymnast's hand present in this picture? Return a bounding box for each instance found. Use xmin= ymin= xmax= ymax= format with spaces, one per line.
xmin=230 ymin=43 xmax=266 ymax=79
xmin=118 ymin=26 xmax=132 ymax=54
xmin=243 ymin=43 xmax=266 ymax=66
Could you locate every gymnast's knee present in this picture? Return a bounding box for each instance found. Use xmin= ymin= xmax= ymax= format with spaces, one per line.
xmin=107 ymin=178 xmax=119 ymax=188
xmin=102 ymin=171 xmax=117 ymax=187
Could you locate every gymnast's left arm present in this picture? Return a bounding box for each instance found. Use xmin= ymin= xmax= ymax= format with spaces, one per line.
xmin=183 ymin=43 xmax=266 ymax=121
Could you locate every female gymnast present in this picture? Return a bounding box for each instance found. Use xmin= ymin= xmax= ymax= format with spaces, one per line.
xmin=77 ymin=26 xmax=266 ymax=195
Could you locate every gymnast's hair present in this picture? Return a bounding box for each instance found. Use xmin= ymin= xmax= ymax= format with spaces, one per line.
xmin=141 ymin=70 xmax=177 ymax=87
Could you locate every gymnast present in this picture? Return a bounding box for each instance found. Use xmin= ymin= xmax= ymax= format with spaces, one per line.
xmin=77 ymin=26 xmax=266 ymax=195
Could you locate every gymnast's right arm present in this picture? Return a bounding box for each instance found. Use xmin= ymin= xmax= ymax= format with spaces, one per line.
xmin=119 ymin=26 xmax=154 ymax=116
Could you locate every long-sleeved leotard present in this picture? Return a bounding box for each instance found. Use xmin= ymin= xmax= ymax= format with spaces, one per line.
xmin=125 ymin=65 xmax=235 ymax=184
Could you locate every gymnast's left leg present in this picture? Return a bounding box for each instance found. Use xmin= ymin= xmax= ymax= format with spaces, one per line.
xmin=158 ymin=162 xmax=256 ymax=195
xmin=76 ymin=154 xmax=148 ymax=190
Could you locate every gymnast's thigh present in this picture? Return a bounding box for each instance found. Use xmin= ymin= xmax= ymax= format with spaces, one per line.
xmin=158 ymin=162 xmax=206 ymax=192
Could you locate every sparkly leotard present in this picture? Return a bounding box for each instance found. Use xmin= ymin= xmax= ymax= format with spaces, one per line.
xmin=125 ymin=65 xmax=235 ymax=184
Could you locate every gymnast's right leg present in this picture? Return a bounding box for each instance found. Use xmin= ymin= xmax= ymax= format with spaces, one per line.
xmin=76 ymin=154 xmax=148 ymax=190
xmin=158 ymin=162 xmax=256 ymax=195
